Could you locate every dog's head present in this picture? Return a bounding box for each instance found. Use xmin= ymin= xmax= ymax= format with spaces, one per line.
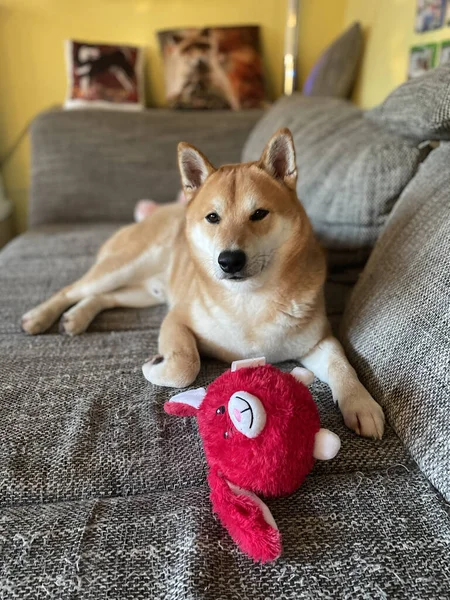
xmin=178 ymin=128 xmax=306 ymax=288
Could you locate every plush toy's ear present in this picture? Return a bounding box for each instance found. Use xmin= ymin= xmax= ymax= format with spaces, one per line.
xmin=178 ymin=142 xmax=216 ymax=201
xmin=164 ymin=387 xmax=206 ymax=417
xmin=208 ymin=472 xmax=282 ymax=563
xmin=290 ymin=366 xmax=315 ymax=386
xmin=313 ymin=428 xmax=341 ymax=460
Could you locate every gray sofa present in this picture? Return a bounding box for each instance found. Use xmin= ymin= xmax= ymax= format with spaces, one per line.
xmin=1 ymin=69 xmax=450 ymax=599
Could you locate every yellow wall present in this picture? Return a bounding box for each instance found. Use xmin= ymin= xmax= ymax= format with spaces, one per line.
xmin=0 ymin=0 xmax=347 ymax=234
xmin=344 ymin=0 xmax=450 ymax=108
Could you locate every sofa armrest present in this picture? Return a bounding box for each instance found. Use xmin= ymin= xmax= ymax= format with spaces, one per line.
xmin=29 ymin=108 xmax=263 ymax=227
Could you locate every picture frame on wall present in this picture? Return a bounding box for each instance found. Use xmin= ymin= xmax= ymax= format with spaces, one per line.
xmin=408 ymin=44 xmax=438 ymax=78
xmin=415 ymin=0 xmax=446 ymax=33
xmin=439 ymin=40 xmax=450 ymax=64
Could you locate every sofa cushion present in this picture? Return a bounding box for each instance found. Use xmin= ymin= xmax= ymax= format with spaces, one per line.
xmin=29 ymin=108 xmax=262 ymax=228
xmin=242 ymin=94 xmax=427 ymax=252
xmin=2 ymin=471 xmax=450 ymax=599
xmin=303 ymin=22 xmax=363 ymax=99
xmin=341 ymin=143 xmax=450 ymax=502
xmin=1 ymin=224 xmax=450 ymax=597
xmin=366 ymin=65 xmax=450 ymax=142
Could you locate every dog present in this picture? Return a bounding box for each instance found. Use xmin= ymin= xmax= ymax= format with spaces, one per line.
xmin=21 ymin=128 xmax=385 ymax=439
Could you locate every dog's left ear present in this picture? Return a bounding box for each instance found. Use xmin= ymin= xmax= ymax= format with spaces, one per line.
xmin=259 ymin=128 xmax=297 ymax=190
xmin=178 ymin=142 xmax=216 ymax=201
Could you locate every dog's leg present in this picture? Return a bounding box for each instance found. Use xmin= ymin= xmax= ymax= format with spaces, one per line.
xmin=301 ymin=336 xmax=385 ymax=439
xmin=142 ymin=311 xmax=200 ymax=388
xmin=21 ymin=285 xmax=83 ymax=335
xmin=61 ymin=286 xmax=161 ymax=336
xmin=21 ymin=255 xmax=140 ymax=335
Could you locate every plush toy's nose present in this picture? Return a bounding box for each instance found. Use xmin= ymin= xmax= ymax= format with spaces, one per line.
xmin=228 ymin=391 xmax=266 ymax=438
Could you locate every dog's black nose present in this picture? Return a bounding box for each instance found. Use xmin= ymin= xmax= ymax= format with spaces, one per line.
xmin=218 ymin=250 xmax=247 ymax=274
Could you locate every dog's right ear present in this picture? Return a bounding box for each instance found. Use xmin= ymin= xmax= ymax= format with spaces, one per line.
xmin=259 ymin=128 xmax=297 ymax=190
xmin=178 ymin=142 xmax=216 ymax=202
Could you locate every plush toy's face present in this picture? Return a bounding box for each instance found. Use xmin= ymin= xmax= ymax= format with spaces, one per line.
xmin=197 ymin=365 xmax=319 ymax=497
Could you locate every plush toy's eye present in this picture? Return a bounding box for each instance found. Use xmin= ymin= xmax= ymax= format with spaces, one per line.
xmin=224 ymin=431 xmax=229 ymax=439
xmin=216 ymin=406 xmax=225 ymax=415
xmin=206 ymin=212 xmax=221 ymax=224
xmin=250 ymin=209 xmax=269 ymax=222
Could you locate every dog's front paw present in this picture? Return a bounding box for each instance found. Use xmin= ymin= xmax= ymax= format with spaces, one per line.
xmin=142 ymin=354 xmax=199 ymax=388
xmin=21 ymin=308 xmax=52 ymax=335
xmin=338 ymin=385 xmax=385 ymax=439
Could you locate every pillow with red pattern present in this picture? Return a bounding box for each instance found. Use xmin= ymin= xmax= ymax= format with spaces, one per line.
xmin=65 ymin=40 xmax=145 ymax=110
xmin=157 ymin=26 xmax=266 ymax=110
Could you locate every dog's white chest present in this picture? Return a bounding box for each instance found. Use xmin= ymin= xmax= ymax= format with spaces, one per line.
xmin=189 ymin=294 xmax=299 ymax=363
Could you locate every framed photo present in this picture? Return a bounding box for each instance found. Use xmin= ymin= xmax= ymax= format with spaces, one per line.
xmin=415 ymin=0 xmax=446 ymax=33
xmin=439 ymin=40 xmax=450 ymax=64
xmin=408 ymin=44 xmax=438 ymax=78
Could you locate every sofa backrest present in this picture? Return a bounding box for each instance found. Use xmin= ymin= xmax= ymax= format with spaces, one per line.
xmin=242 ymin=95 xmax=428 ymax=256
xmin=29 ymin=108 xmax=262 ymax=227
xmin=341 ymin=142 xmax=450 ymax=502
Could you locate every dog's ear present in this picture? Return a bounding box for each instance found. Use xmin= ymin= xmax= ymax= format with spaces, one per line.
xmin=259 ymin=128 xmax=297 ymax=190
xmin=178 ymin=143 xmax=216 ymax=201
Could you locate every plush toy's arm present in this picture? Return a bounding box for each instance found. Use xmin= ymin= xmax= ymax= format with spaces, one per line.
xmin=208 ymin=471 xmax=282 ymax=563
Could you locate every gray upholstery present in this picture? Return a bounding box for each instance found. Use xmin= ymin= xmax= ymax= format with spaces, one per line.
xmin=2 ymin=224 xmax=450 ymax=598
xmin=341 ymin=143 xmax=450 ymax=502
xmin=302 ymin=22 xmax=363 ymax=99
xmin=366 ymin=65 xmax=450 ymax=142
xmin=242 ymin=94 xmax=427 ymax=252
xmin=29 ymin=108 xmax=262 ymax=227
xmin=3 ymin=93 xmax=450 ymax=597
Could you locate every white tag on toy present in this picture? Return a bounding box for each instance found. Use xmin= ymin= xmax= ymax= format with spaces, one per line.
xmin=231 ymin=357 xmax=266 ymax=372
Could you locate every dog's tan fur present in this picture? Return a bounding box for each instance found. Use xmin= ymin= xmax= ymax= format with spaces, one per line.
xmin=22 ymin=129 xmax=384 ymax=438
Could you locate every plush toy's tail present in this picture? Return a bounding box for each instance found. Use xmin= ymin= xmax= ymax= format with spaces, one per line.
xmin=208 ymin=471 xmax=282 ymax=563
xmin=134 ymin=191 xmax=187 ymax=222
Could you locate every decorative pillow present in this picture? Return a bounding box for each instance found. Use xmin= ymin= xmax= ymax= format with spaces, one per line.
xmin=157 ymin=26 xmax=265 ymax=110
xmin=366 ymin=65 xmax=450 ymax=142
xmin=64 ymin=40 xmax=145 ymax=110
xmin=242 ymin=94 xmax=427 ymax=253
xmin=341 ymin=143 xmax=450 ymax=502
xmin=302 ymin=22 xmax=363 ymax=99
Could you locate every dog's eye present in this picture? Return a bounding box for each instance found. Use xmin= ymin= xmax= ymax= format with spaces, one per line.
xmin=216 ymin=405 xmax=225 ymax=415
xmin=206 ymin=212 xmax=221 ymax=224
xmin=250 ymin=209 xmax=269 ymax=222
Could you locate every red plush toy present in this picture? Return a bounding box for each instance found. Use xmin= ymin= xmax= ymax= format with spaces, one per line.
xmin=164 ymin=358 xmax=341 ymax=562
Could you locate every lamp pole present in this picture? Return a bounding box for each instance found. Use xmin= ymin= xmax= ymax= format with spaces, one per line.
xmin=283 ymin=0 xmax=300 ymax=96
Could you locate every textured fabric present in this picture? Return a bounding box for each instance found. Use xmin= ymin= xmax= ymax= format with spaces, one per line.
xmin=303 ymin=22 xmax=363 ymax=99
xmin=1 ymin=224 xmax=449 ymax=598
xmin=366 ymin=65 xmax=450 ymax=142
xmin=29 ymin=108 xmax=262 ymax=227
xmin=341 ymin=143 xmax=450 ymax=502
xmin=242 ymin=94 xmax=427 ymax=251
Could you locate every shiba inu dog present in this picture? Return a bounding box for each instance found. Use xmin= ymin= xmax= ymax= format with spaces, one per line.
xmin=21 ymin=128 xmax=384 ymax=439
